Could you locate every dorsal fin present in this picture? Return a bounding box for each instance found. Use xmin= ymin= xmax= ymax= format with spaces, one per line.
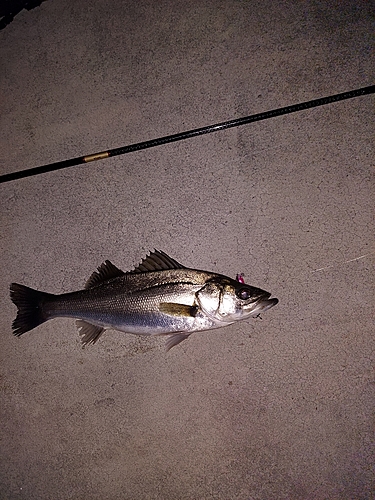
xmin=85 ymin=260 xmax=125 ymax=289
xmin=132 ymin=250 xmax=186 ymax=273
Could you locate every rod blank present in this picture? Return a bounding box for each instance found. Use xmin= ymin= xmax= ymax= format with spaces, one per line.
xmin=1 ymin=84 xmax=374 ymax=184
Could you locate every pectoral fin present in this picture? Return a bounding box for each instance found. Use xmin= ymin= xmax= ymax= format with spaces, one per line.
xmin=159 ymin=302 xmax=198 ymax=317
xmin=165 ymin=333 xmax=191 ymax=351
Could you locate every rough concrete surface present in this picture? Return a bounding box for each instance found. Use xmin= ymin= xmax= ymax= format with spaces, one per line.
xmin=0 ymin=1 xmax=374 ymax=499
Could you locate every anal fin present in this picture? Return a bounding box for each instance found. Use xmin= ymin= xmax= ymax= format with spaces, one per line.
xmin=76 ymin=320 xmax=105 ymax=346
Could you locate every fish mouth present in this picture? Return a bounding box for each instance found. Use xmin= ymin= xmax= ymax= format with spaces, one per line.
xmin=246 ymin=295 xmax=279 ymax=317
xmin=257 ymin=297 xmax=278 ymax=311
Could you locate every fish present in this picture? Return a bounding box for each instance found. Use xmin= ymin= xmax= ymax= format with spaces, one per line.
xmin=10 ymin=250 xmax=278 ymax=351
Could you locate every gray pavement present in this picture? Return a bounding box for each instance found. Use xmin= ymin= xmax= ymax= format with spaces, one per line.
xmin=0 ymin=1 xmax=374 ymax=499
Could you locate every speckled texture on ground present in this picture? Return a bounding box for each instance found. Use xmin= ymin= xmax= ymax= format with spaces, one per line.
xmin=0 ymin=1 xmax=374 ymax=499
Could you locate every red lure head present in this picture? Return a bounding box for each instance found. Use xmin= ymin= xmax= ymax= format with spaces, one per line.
xmin=236 ymin=273 xmax=245 ymax=284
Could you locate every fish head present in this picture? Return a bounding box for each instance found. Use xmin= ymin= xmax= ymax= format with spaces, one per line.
xmin=196 ymin=277 xmax=278 ymax=323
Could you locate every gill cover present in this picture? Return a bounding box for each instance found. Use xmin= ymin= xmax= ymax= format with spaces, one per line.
xmin=196 ymin=279 xmax=238 ymax=322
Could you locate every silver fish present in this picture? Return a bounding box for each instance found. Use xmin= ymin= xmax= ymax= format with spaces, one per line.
xmin=10 ymin=250 xmax=278 ymax=350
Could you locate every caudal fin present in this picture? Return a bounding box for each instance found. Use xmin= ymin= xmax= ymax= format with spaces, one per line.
xmin=10 ymin=283 xmax=48 ymax=336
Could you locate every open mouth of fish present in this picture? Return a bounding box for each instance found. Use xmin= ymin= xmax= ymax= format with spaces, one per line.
xmin=247 ymin=294 xmax=279 ymax=317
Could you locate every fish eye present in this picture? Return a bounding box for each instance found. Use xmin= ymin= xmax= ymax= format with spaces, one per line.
xmin=237 ymin=288 xmax=251 ymax=300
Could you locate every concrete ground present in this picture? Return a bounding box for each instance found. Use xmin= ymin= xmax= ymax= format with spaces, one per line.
xmin=0 ymin=1 xmax=374 ymax=499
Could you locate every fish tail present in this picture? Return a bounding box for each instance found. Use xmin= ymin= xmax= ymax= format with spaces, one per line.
xmin=10 ymin=283 xmax=49 ymax=336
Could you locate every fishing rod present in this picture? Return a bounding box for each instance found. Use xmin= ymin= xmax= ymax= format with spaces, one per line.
xmin=0 ymin=84 xmax=374 ymax=184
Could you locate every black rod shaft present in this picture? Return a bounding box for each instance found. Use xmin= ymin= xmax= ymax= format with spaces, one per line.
xmin=1 ymin=84 xmax=374 ymax=184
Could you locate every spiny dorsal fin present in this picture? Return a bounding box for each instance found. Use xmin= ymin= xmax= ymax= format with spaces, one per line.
xmin=132 ymin=250 xmax=186 ymax=273
xmin=85 ymin=260 xmax=125 ymax=289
